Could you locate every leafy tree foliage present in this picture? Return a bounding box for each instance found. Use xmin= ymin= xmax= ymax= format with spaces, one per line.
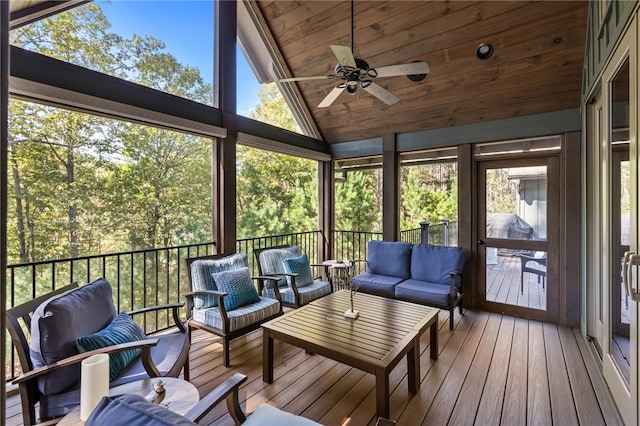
xmin=335 ymin=170 xmax=381 ymax=232
xmin=238 ymin=84 xmax=317 ymax=237
xmin=7 ymin=3 xmax=213 ymax=263
xmin=400 ymin=163 xmax=458 ymax=230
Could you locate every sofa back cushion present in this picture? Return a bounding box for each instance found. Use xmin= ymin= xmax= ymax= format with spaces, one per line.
xmin=30 ymin=278 xmax=116 ymax=395
xmin=410 ymin=244 xmax=465 ymax=285
xmin=190 ymin=253 xmax=249 ymax=309
xmin=366 ymin=240 xmax=412 ymax=279
xmin=258 ymin=246 xmax=302 ymax=287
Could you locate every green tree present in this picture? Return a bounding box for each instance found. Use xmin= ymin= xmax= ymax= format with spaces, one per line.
xmin=335 ymin=170 xmax=380 ymax=232
xmin=237 ymin=84 xmax=317 ymax=238
xmin=7 ymin=3 xmax=214 ymax=263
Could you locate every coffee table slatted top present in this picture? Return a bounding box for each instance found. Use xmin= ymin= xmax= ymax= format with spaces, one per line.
xmin=263 ymin=290 xmax=438 ymax=370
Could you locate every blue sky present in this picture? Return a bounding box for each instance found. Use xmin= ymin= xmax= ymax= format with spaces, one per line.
xmin=99 ymin=0 xmax=262 ymax=116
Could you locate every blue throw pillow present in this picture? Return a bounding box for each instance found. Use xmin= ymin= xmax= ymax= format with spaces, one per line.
xmin=76 ymin=312 xmax=147 ymax=381
xmin=282 ymin=254 xmax=314 ymax=287
xmin=211 ymin=267 xmax=261 ymax=311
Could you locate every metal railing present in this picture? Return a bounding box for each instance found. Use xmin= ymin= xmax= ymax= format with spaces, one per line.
xmin=5 ymin=241 xmax=215 ymax=381
xmin=5 ymin=223 xmax=457 ymax=382
xmin=420 ymin=219 xmax=457 ymax=247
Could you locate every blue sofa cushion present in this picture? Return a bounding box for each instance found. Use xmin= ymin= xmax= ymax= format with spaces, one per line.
xmin=395 ymin=279 xmax=453 ymax=306
xmin=212 ymin=267 xmax=261 ymax=311
xmin=282 ymin=253 xmax=314 ymax=287
xmin=86 ymin=394 xmax=197 ymax=426
xmin=351 ymin=272 xmax=404 ymax=298
xmin=258 ymin=246 xmax=301 ymax=287
xmin=190 ymin=253 xmax=248 ymax=309
xmin=76 ymin=312 xmax=147 ymax=381
xmin=367 ymin=240 xmax=412 ymax=279
xmin=244 ymin=403 xmax=323 ymax=425
xmin=30 ymin=278 xmax=116 ymax=396
xmin=410 ymin=244 xmax=465 ymax=286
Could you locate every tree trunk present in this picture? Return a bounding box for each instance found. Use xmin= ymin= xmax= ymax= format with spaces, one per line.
xmin=10 ymin=155 xmax=28 ymax=262
xmin=67 ymin=146 xmax=78 ymax=258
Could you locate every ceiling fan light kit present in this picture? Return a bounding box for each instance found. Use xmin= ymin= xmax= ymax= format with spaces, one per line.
xmin=279 ymin=0 xmax=429 ymax=108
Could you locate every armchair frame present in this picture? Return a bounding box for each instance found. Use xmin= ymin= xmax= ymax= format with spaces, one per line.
xmin=6 ymin=282 xmax=190 ymax=425
xmin=185 ymin=254 xmax=283 ymax=368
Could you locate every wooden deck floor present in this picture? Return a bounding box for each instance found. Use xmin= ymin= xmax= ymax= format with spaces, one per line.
xmin=486 ymin=254 xmax=547 ymax=311
xmin=5 ymin=308 xmax=623 ymax=425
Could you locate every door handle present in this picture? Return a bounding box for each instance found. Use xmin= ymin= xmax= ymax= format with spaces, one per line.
xmin=622 ymin=251 xmax=640 ymax=302
xmin=477 ymin=240 xmax=484 ymax=245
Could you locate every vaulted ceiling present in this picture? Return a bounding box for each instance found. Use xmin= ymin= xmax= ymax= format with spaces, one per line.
xmin=253 ymin=1 xmax=588 ymax=144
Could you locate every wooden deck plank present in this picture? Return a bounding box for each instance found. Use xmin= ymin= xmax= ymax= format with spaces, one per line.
xmin=543 ymin=322 xmax=579 ymax=426
xmin=572 ymin=329 xmax=624 ymax=426
xmin=5 ymin=310 xmax=622 ymax=426
xmin=447 ymin=312 xmax=501 ymax=425
xmin=527 ymin=321 xmax=552 ymax=424
xmin=419 ymin=311 xmax=491 ymax=425
xmin=501 ymin=317 xmax=529 ymax=424
xmin=474 ymin=315 xmax=515 ymax=425
xmin=558 ymin=327 xmax=608 ymax=426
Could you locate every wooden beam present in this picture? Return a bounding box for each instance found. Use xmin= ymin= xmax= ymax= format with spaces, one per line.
xmin=1 ymin=0 xmax=9 ymax=419
xmin=382 ymin=133 xmax=399 ymax=241
xmin=458 ymin=144 xmax=473 ymax=308
xmin=319 ymin=161 xmax=333 ymax=261
xmin=9 ymin=47 xmax=225 ymax=136
xmin=214 ymin=0 xmax=237 ymax=254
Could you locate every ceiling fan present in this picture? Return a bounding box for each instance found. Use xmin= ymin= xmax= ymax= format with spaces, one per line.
xmin=277 ymin=0 xmax=429 ymax=108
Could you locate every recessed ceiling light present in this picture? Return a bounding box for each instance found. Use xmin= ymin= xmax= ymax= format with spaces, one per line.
xmin=476 ymin=43 xmax=494 ymax=60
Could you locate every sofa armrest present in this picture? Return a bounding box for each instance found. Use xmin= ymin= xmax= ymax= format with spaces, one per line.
xmin=253 ymin=276 xmax=283 ymax=305
xmin=449 ymin=271 xmax=463 ymax=297
xmin=13 ymin=338 xmax=160 ymax=385
xmin=184 ymin=373 xmax=248 ymax=424
xmin=185 ymin=290 xmax=230 ymax=331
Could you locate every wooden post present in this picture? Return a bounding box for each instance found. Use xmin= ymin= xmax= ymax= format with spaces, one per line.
xmin=382 ymin=133 xmax=399 ymax=241
xmin=213 ymin=0 xmax=237 ymax=254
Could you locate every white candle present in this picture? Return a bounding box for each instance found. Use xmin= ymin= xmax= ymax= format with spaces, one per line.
xmin=80 ymin=353 xmax=110 ymax=421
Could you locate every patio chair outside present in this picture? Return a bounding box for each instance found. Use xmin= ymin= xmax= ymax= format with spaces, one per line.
xmin=516 ymin=251 xmax=547 ymax=294
xmin=185 ymin=252 xmax=282 ymax=368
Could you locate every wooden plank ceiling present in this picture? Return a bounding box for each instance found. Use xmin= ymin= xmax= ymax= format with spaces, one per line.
xmin=256 ymin=1 xmax=588 ymax=144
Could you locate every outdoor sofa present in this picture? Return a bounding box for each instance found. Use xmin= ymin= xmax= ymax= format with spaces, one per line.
xmin=352 ymin=240 xmax=465 ymax=330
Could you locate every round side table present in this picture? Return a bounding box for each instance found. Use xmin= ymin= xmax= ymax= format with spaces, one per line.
xmin=322 ymin=260 xmax=353 ymax=291
xmin=58 ymin=377 xmax=199 ymax=425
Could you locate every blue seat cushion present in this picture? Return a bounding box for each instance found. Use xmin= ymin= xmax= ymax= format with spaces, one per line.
xmin=263 ymin=280 xmax=331 ymax=305
xmin=282 ymin=253 xmax=314 ymax=287
xmin=211 ymin=267 xmax=261 ymax=311
xmin=30 ymin=278 xmax=117 ymax=396
xmin=395 ymin=279 xmax=453 ymax=306
xmin=193 ymin=297 xmax=280 ymax=332
xmin=366 ymin=240 xmax=412 ymax=279
xmin=190 ymin=253 xmax=248 ymax=309
xmin=38 ymin=326 xmax=189 ymax=421
xmin=244 ymin=403 xmax=323 ymax=426
xmin=410 ymin=244 xmax=465 ymax=286
xmin=76 ymin=312 xmax=147 ymax=381
xmin=351 ymin=272 xmax=404 ymax=298
xmin=258 ymin=246 xmax=301 ymax=287
xmin=86 ymin=394 xmax=197 ymax=426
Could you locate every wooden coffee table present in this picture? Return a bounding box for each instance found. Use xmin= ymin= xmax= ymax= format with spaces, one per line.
xmin=262 ymin=290 xmax=439 ymax=418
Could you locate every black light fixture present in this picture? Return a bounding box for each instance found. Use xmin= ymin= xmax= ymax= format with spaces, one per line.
xmin=476 ymin=43 xmax=494 ymax=60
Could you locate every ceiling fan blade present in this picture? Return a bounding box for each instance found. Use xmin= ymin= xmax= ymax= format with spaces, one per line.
xmin=374 ymin=61 xmax=429 ymax=78
xmin=363 ymin=82 xmax=400 ymax=105
xmin=330 ymin=45 xmax=357 ymax=69
xmin=278 ymin=75 xmax=334 ymax=83
xmin=318 ymin=86 xmax=345 ymax=108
